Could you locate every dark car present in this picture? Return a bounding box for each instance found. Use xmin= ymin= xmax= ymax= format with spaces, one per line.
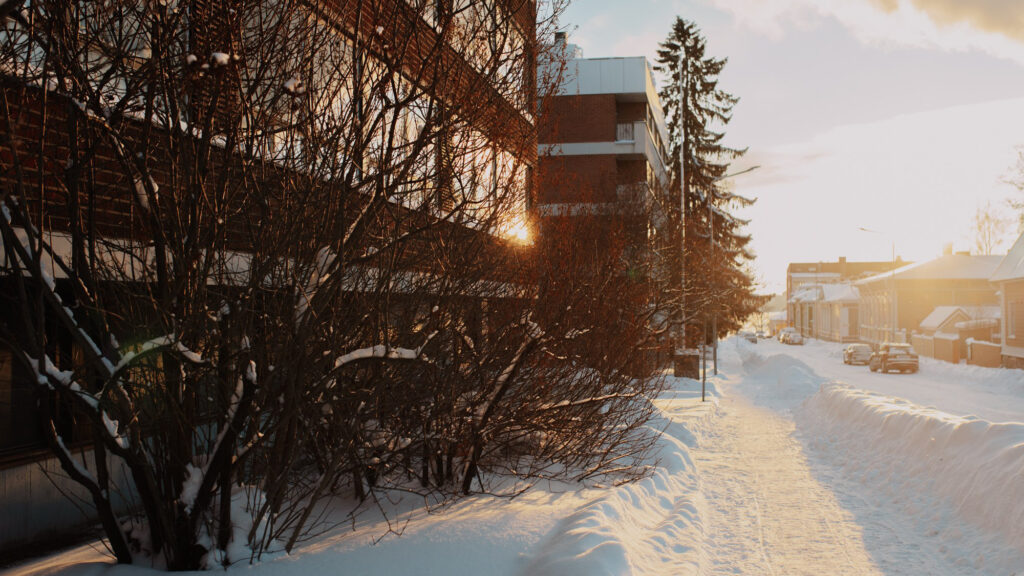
xmin=869 ymin=343 xmax=919 ymax=374
xmin=843 ymin=343 xmax=872 ymax=365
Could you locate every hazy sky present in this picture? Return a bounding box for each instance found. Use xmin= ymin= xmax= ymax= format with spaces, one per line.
xmin=556 ymin=0 xmax=1024 ymax=293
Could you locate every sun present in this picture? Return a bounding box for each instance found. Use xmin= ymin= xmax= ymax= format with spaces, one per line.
xmin=503 ymin=218 xmax=532 ymax=244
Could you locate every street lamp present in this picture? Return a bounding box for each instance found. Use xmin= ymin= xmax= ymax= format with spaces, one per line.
xmin=858 ymin=227 xmax=897 ymax=343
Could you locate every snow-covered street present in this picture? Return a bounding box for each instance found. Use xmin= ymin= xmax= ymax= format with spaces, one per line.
xmin=7 ymin=337 xmax=1024 ymax=576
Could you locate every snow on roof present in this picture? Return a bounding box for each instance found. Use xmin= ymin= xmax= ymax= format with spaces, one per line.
xmin=788 ymin=286 xmax=820 ymax=303
xmin=919 ymin=306 xmax=968 ymax=332
xmin=919 ymin=305 xmax=1000 ymax=332
xmin=821 ymin=283 xmax=859 ymax=303
xmin=954 ymin=318 xmax=999 ymax=331
xmin=855 ymin=254 xmax=1003 ymax=285
xmin=788 ymin=283 xmax=858 ymax=303
xmin=789 ymin=272 xmax=841 ymax=279
xmin=991 ymin=231 xmax=1024 ymax=282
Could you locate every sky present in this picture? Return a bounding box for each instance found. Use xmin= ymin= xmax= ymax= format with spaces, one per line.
xmin=555 ymin=0 xmax=1024 ymax=293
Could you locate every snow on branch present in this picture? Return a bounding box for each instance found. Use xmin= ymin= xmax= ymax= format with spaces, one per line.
xmin=538 ymin=392 xmax=641 ymax=412
xmin=333 ymin=337 xmax=435 ymax=369
xmin=113 ymin=334 xmax=204 ymax=375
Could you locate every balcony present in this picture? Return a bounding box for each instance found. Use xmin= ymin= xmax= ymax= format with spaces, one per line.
xmin=614 ymin=121 xmax=667 ymax=178
xmin=616 ymin=122 xmax=635 ymax=142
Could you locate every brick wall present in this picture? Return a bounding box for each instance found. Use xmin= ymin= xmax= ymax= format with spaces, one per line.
xmin=537 ymin=154 xmax=617 ymax=204
xmin=616 ymin=102 xmax=645 ymax=123
xmin=539 ymin=94 xmax=616 ymax=144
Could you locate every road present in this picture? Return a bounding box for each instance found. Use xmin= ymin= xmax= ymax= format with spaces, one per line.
xmin=751 ymin=337 xmax=1024 ymax=423
xmin=691 ymin=340 xmax=1016 ymax=575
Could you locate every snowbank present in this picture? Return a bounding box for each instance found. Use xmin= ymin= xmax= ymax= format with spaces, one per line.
xmin=523 ymin=379 xmax=717 ymax=576
xmin=799 ymin=384 xmax=1024 ymax=567
xmin=733 ymin=343 xmax=824 ymax=412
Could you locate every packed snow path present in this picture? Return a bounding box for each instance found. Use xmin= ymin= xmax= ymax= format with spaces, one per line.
xmin=693 ymin=389 xmax=882 ymax=575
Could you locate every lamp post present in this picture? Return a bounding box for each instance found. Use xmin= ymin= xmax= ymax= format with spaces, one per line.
xmin=858 ymin=227 xmax=897 ymax=343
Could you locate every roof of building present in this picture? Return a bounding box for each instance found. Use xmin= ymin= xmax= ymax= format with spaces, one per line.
xmin=856 ymin=254 xmax=1003 ymax=285
xmin=991 ymin=231 xmax=1024 ymax=283
xmin=821 ymin=283 xmax=860 ymax=303
xmin=787 ymin=283 xmax=859 ymax=303
xmin=918 ymin=305 xmax=1001 ymax=332
xmin=788 ymin=286 xmax=819 ymax=303
xmin=919 ymin=306 xmax=969 ymax=332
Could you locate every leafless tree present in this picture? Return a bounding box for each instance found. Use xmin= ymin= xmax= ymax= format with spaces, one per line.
xmin=972 ymin=200 xmax=1011 ymax=255
xmin=1 ymin=0 xmax=667 ymax=569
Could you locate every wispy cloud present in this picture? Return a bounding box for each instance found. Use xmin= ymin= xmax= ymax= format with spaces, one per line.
xmin=704 ymin=0 xmax=1024 ymax=64
xmin=737 ymin=98 xmax=1024 ymax=290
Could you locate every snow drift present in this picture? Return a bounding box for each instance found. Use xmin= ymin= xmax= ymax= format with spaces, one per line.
xmin=734 ymin=343 xmax=825 ymax=412
xmin=523 ymin=383 xmax=716 ymax=576
xmin=799 ymin=383 xmax=1024 ymax=566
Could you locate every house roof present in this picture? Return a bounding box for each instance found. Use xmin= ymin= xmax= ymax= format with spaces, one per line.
xmin=789 ymin=286 xmax=820 ymax=303
xmin=991 ymin=231 xmax=1024 ymax=283
xmin=787 ymin=283 xmax=859 ymax=304
xmin=918 ymin=305 xmax=1001 ymax=332
xmin=821 ymin=283 xmax=859 ymax=303
xmin=919 ymin=306 xmax=969 ymax=332
xmin=856 ymin=254 xmax=1003 ymax=286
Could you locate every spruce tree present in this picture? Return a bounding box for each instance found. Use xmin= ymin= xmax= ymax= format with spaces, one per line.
xmin=656 ymin=17 xmax=757 ymax=345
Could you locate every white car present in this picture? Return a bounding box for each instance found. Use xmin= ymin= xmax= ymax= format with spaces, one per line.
xmin=843 ymin=343 xmax=872 ymax=365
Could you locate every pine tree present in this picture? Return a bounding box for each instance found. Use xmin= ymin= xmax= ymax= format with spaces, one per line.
xmin=655 ymin=17 xmax=757 ymax=345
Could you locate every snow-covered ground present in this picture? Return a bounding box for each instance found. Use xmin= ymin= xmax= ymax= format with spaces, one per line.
xmin=7 ymin=338 xmax=1024 ymax=575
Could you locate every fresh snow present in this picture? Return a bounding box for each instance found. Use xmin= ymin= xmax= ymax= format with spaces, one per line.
xmin=7 ymin=337 xmax=1024 ymax=575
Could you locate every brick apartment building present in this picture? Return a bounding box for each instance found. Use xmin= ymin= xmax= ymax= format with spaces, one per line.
xmin=536 ymin=38 xmax=672 ymax=367
xmin=0 ymin=0 xmax=536 ymax=553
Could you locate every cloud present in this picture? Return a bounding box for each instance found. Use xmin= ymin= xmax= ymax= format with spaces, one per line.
xmin=875 ymin=0 xmax=1024 ymax=43
xmin=704 ymin=0 xmax=1024 ymax=65
xmin=736 ymin=98 xmax=1024 ymax=291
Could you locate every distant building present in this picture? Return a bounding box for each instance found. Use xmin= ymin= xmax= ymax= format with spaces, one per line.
xmin=855 ymin=253 xmax=1003 ymax=346
xmin=790 ymin=283 xmax=861 ymax=342
xmin=785 ymin=257 xmax=901 ymax=338
xmin=991 ymin=232 xmax=1024 ymax=369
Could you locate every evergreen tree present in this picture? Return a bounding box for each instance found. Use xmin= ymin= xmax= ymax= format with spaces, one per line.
xmin=656 ymin=17 xmax=758 ymax=345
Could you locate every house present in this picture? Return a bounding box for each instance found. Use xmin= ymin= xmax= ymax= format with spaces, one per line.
xmin=913 ymin=305 xmax=1000 ymax=364
xmin=788 ymin=283 xmax=861 ymax=342
xmin=785 ymin=257 xmax=901 ymax=331
xmin=856 ymin=252 xmax=1002 ymax=346
xmin=991 ymin=231 xmax=1024 ymax=369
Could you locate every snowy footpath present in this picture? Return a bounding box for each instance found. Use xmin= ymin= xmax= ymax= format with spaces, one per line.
xmin=7 ymin=339 xmax=1024 ymax=575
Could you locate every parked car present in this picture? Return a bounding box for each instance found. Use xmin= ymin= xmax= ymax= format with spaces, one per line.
xmin=756 ymin=330 xmax=766 ymax=339
xmin=778 ymin=327 xmax=796 ymax=343
xmin=869 ymin=343 xmax=919 ymax=374
xmin=785 ymin=332 xmax=804 ymax=345
xmin=843 ymin=343 xmax=872 ymax=365
xmin=740 ymin=331 xmax=757 ymax=343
